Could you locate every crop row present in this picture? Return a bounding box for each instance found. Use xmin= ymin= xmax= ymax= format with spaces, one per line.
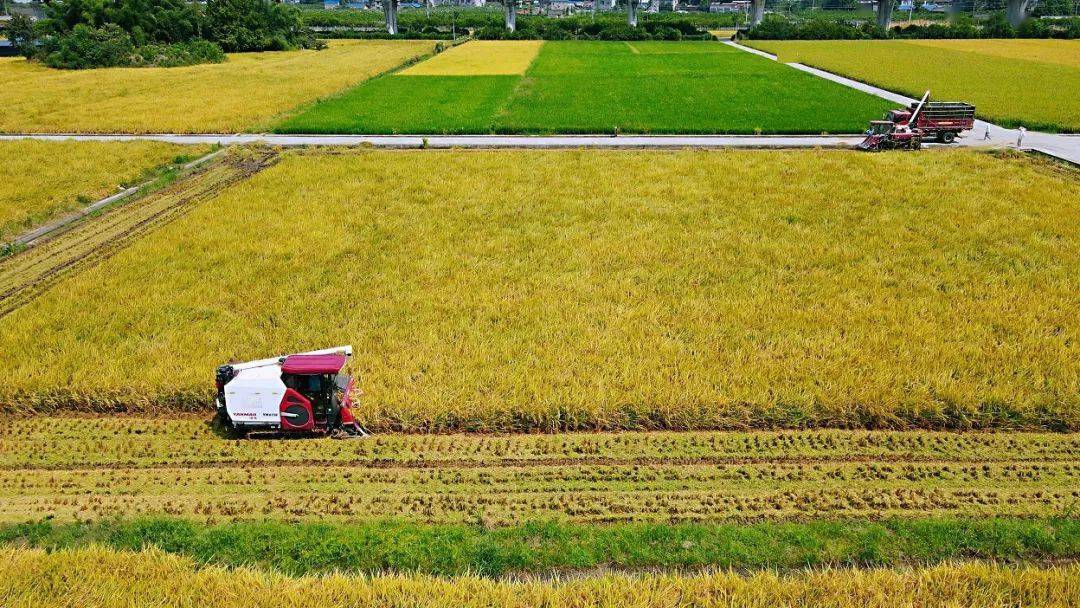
xmin=3 ymin=419 xmax=1077 ymax=469
xmin=6 ymin=484 xmax=1075 ymax=525
xmin=3 ymin=546 xmax=1077 ymax=608
xmin=3 ymin=462 xmax=1075 ymax=497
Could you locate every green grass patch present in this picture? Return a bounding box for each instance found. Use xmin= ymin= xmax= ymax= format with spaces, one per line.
xmin=4 ymin=518 xmax=1076 ymax=577
xmin=276 ymin=41 xmax=892 ymax=135
xmin=276 ymin=75 xmax=520 ymax=134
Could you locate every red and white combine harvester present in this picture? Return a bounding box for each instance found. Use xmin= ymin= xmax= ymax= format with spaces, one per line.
xmin=215 ymin=346 xmax=368 ymax=438
xmin=858 ymin=91 xmax=976 ymax=151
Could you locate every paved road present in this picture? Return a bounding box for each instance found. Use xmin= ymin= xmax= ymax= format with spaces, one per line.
xmin=722 ymin=40 xmax=1080 ymax=166
xmin=2 ymin=43 xmax=1076 ymax=165
xmin=0 ymin=133 xmax=868 ymax=149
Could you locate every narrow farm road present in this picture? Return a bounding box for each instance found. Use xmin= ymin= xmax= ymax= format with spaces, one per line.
xmin=1 ymin=133 xmax=866 ymax=148
xmin=721 ymin=39 xmax=1080 ymax=166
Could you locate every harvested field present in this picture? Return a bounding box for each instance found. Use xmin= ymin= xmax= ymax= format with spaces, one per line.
xmin=400 ymin=40 xmax=543 ymax=75
xmin=2 ymin=547 xmax=1077 ymax=608
xmin=0 ymin=149 xmax=1076 ymax=432
xmin=0 ymin=140 xmax=206 ymax=241
xmin=278 ymin=41 xmax=892 ymax=134
xmin=1 ymin=420 xmax=1076 ymax=524
xmin=0 ymin=40 xmax=434 ymax=134
xmin=745 ymin=39 xmax=1080 ymax=132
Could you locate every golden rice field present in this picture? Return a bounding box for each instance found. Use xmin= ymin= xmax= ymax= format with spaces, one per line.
xmin=0 ymin=139 xmax=205 ymax=240
xmin=1 ymin=418 xmax=1076 ymax=524
xmin=2 ymin=547 xmax=1076 ymax=608
xmin=0 ymin=40 xmax=434 ymax=134
xmin=744 ymin=39 xmax=1080 ymax=132
xmin=0 ymin=149 xmax=1077 ymax=432
xmin=399 ymin=40 xmax=543 ymax=75
xmin=0 ymin=148 xmax=276 ymax=317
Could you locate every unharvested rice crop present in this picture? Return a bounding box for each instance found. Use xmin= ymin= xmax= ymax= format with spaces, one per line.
xmin=0 ymin=148 xmax=277 ymax=316
xmin=0 ymin=40 xmax=434 ymax=134
xmin=2 ymin=547 xmax=1076 ymax=608
xmin=277 ymin=41 xmax=893 ymax=134
xmin=745 ymin=39 xmax=1080 ymax=132
xmin=0 ymin=140 xmax=205 ymax=240
xmin=399 ymin=40 xmax=543 ymax=75
xmin=1 ymin=419 xmax=1076 ymax=523
xmin=0 ymin=149 xmax=1077 ymax=432
xmin=903 ymin=39 xmax=1080 ymax=70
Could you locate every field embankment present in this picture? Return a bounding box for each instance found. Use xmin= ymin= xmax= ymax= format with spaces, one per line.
xmin=2 ymin=419 xmax=1076 ymax=523
xmin=277 ymin=40 xmax=893 ymax=134
xmin=0 ymin=149 xmax=1076 ymax=432
xmin=744 ymin=39 xmax=1080 ymax=133
xmin=0 ymin=140 xmax=207 ymax=241
xmin=2 ymin=546 xmax=1076 ymax=608
xmin=0 ymin=40 xmax=434 ymax=134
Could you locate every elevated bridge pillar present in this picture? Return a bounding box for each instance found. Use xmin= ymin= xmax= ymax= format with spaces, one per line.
xmin=1006 ymin=0 xmax=1033 ymax=27
xmin=385 ymin=0 xmax=399 ymax=36
xmin=750 ymin=0 xmax=765 ymax=27
xmin=505 ymin=1 xmax=517 ymax=32
xmin=876 ymin=0 xmax=894 ymax=29
xmin=628 ymin=0 xmax=639 ymax=27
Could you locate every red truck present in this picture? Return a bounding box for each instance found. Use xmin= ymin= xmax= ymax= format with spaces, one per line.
xmin=858 ymin=91 xmax=976 ymax=151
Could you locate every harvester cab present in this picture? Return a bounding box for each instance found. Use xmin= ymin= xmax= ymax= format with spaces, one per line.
xmin=215 ymin=346 xmax=368 ymax=438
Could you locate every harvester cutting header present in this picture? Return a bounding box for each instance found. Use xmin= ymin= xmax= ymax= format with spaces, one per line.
xmin=859 ymin=91 xmax=976 ymax=151
xmin=215 ymin=346 xmax=367 ymax=438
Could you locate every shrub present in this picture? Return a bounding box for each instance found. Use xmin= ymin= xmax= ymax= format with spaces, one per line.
xmin=43 ymin=24 xmax=136 ymax=70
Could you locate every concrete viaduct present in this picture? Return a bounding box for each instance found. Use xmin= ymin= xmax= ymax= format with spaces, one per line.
xmin=381 ymin=0 xmax=1039 ymax=35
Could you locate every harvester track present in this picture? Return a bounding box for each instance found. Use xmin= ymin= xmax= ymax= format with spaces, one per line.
xmin=0 ymin=149 xmax=277 ymax=318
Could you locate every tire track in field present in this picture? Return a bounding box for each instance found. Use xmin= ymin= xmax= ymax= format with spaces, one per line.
xmin=0 ymin=149 xmax=277 ymax=318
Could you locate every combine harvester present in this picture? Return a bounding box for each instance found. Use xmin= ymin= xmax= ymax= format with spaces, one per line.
xmin=215 ymin=346 xmax=368 ymax=438
xmin=859 ymin=91 xmax=976 ymax=151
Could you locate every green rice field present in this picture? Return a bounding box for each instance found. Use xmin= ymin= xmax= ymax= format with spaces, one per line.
xmin=276 ymin=41 xmax=893 ymax=135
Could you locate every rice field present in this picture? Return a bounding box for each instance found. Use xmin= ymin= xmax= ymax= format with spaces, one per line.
xmin=0 ymin=40 xmax=434 ymax=134
xmin=3 ymin=547 xmax=1077 ymax=608
xmin=0 ymin=140 xmax=206 ymax=240
xmin=1 ymin=148 xmax=1077 ymax=432
xmin=1 ymin=418 xmax=1076 ymax=524
xmin=277 ymin=40 xmax=893 ymax=134
xmin=399 ymin=40 xmax=543 ymax=75
xmin=744 ymin=39 xmax=1080 ymax=132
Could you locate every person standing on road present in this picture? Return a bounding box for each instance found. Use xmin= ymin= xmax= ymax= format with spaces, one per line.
xmin=983 ymin=125 xmax=991 ymax=141
xmin=1017 ymin=127 xmax=1027 ymax=148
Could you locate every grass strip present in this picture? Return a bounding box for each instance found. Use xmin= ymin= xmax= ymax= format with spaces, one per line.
xmin=4 ymin=517 xmax=1076 ymax=577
